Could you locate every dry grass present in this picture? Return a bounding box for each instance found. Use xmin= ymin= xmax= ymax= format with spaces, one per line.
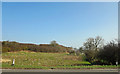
xmin=0 ymin=59 xmax=11 ymax=63
xmin=63 ymin=55 xmax=80 ymax=61
xmin=7 ymin=50 xmax=36 ymax=53
xmin=2 ymin=51 xmax=91 ymax=69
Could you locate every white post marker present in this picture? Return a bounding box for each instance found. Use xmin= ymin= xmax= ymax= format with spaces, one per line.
xmin=116 ymin=61 xmax=118 ymax=66
xmin=12 ymin=59 xmax=15 ymax=66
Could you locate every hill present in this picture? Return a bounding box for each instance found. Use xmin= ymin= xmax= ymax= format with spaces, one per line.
xmin=1 ymin=41 xmax=73 ymax=53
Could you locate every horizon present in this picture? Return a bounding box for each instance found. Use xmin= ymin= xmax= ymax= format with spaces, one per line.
xmin=2 ymin=2 xmax=118 ymax=48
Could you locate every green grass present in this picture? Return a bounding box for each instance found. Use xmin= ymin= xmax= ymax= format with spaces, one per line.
xmin=1 ymin=51 xmax=118 ymax=69
xmin=52 ymin=65 xmax=118 ymax=69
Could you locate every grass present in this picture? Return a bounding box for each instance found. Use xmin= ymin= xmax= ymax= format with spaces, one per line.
xmin=1 ymin=51 xmax=118 ymax=69
xmin=52 ymin=65 xmax=118 ymax=69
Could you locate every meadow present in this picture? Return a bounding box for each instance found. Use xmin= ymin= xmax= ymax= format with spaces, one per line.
xmin=1 ymin=51 xmax=118 ymax=69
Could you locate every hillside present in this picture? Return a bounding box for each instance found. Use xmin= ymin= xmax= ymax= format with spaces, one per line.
xmin=1 ymin=41 xmax=73 ymax=53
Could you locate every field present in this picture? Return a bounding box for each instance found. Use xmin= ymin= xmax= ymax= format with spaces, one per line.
xmin=1 ymin=51 xmax=118 ymax=69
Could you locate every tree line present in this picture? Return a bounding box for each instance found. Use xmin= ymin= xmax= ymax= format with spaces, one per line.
xmin=76 ymin=36 xmax=120 ymax=65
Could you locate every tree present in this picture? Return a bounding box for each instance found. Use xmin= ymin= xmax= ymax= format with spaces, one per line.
xmin=118 ymin=42 xmax=120 ymax=64
xmin=83 ymin=36 xmax=104 ymax=51
xmin=50 ymin=40 xmax=58 ymax=47
xmin=94 ymin=36 xmax=104 ymax=51
xmin=84 ymin=49 xmax=96 ymax=63
xmin=78 ymin=47 xmax=84 ymax=53
xmin=97 ymin=40 xmax=118 ymax=65
xmin=83 ymin=36 xmax=104 ymax=64
xmin=75 ymin=47 xmax=84 ymax=56
xmin=84 ymin=38 xmax=94 ymax=50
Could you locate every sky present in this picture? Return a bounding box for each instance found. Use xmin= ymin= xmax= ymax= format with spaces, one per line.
xmin=2 ymin=2 xmax=118 ymax=48
xmin=1 ymin=0 xmax=119 ymax=2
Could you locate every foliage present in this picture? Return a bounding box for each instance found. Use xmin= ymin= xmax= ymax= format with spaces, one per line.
xmin=97 ymin=40 xmax=118 ymax=65
xmin=2 ymin=41 xmax=73 ymax=53
xmin=83 ymin=36 xmax=104 ymax=64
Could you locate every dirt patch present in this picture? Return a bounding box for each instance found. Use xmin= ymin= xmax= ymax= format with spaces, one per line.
xmin=63 ymin=56 xmax=79 ymax=61
xmin=7 ymin=50 xmax=36 ymax=53
xmin=30 ymin=52 xmax=36 ymax=53
xmin=0 ymin=59 xmax=11 ymax=63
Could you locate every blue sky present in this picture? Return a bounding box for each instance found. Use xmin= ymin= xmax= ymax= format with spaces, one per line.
xmin=2 ymin=2 xmax=118 ymax=48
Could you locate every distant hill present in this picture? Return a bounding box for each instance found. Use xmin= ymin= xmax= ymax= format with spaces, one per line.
xmin=1 ymin=41 xmax=73 ymax=53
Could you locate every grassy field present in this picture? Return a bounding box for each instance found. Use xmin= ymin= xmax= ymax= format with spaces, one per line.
xmin=1 ymin=51 xmax=118 ymax=69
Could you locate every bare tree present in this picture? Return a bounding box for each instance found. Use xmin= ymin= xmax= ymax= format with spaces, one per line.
xmin=83 ymin=38 xmax=94 ymax=50
xmin=83 ymin=36 xmax=104 ymax=51
xmin=94 ymin=36 xmax=104 ymax=51
xmin=83 ymin=36 xmax=104 ymax=63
